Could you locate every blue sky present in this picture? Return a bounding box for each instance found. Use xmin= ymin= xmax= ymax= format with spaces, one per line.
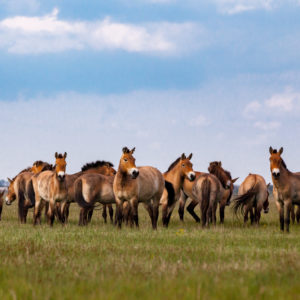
xmin=1 ymin=0 xmax=300 ymax=183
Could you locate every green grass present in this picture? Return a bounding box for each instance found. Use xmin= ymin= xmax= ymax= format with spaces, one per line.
xmin=1 ymin=199 xmax=300 ymax=300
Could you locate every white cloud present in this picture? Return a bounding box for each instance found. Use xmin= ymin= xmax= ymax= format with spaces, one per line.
xmin=0 ymin=8 xmax=204 ymax=55
xmin=265 ymin=90 xmax=300 ymax=112
xmin=254 ymin=121 xmax=281 ymax=130
xmin=213 ymin=0 xmax=274 ymax=14
xmin=244 ymin=101 xmax=261 ymax=116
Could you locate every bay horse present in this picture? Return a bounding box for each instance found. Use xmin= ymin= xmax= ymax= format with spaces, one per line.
xmin=57 ymin=160 xmax=116 ymax=224
xmin=31 ymin=152 xmax=68 ymax=226
xmin=233 ymin=174 xmax=269 ymax=225
xmin=113 ymin=147 xmax=166 ymax=229
xmin=192 ymin=173 xmax=222 ymax=228
xmin=160 ymin=153 xmax=196 ymax=227
xmin=178 ymin=162 xmax=237 ymax=224
xmin=269 ymin=147 xmax=300 ymax=232
xmin=6 ymin=162 xmax=53 ymax=223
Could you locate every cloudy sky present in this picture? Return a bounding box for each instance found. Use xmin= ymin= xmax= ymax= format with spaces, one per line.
xmin=1 ymin=0 xmax=300 ymax=183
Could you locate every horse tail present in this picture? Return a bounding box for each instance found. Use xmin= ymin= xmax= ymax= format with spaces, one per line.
xmin=74 ymin=179 xmax=93 ymax=208
xmin=201 ymin=176 xmax=211 ymax=213
xmin=233 ymin=177 xmax=257 ymax=215
xmin=165 ymin=180 xmax=175 ymax=207
xmin=26 ymin=179 xmax=35 ymax=207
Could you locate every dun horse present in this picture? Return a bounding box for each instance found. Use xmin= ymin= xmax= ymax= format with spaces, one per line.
xmin=6 ymin=161 xmax=53 ymax=223
xmin=233 ymin=174 xmax=269 ymax=225
xmin=31 ymin=152 xmax=67 ymax=226
xmin=160 ymin=153 xmax=195 ymax=227
xmin=113 ymin=147 xmax=166 ymax=229
xmin=179 ymin=161 xmax=237 ymax=224
xmin=58 ymin=160 xmax=116 ymax=224
xmin=269 ymin=147 xmax=300 ymax=232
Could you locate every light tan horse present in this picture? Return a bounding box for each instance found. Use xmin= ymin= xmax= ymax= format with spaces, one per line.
xmin=0 ymin=189 xmax=5 ymax=221
xmin=74 ymin=173 xmax=115 ymax=226
xmin=233 ymin=174 xmax=269 ymax=225
xmin=178 ymin=162 xmax=237 ymax=224
xmin=160 ymin=153 xmax=195 ymax=227
xmin=113 ymin=147 xmax=165 ymax=229
xmin=6 ymin=162 xmax=53 ymax=223
xmin=57 ymin=160 xmax=116 ymax=224
xmin=269 ymin=147 xmax=300 ymax=232
xmin=192 ymin=173 xmax=223 ymax=228
xmin=32 ymin=152 xmax=68 ymax=226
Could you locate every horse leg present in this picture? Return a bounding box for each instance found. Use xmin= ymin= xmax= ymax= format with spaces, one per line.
xmin=162 ymin=203 xmax=169 ymax=227
xmin=178 ymin=192 xmax=187 ymax=222
xmin=284 ymin=201 xmax=292 ymax=233
xmin=23 ymin=207 xmax=28 ymax=224
xmin=65 ymin=202 xmax=70 ymax=223
xmin=102 ymin=204 xmax=108 ymax=223
xmin=296 ymin=205 xmax=300 ymax=224
xmin=131 ymin=199 xmax=139 ymax=228
xmin=219 ymin=204 xmax=225 ymax=224
xmin=144 ymin=203 xmax=154 ymax=229
xmin=276 ymin=201 xmax=284 ymax=231
xmin=47 ymin=201 xmax=55 ymax=227
xmin=291 ymin=205 xmax=296 ymax=224
xmin=33 ymin=196 xmax=42 ymax=225
xmin=250 ymin=207 xmax=255 ymax=225
xmin=87 ymin=208 xmax=93 ymax=224
xmin=0 ymin=198 xmax=3 ymax=221
xmin=187 ymin=199 xmax=201 ymax=223
xmin=116 ymin=201 xmax=123 ymax=229
xmin=108 ymin=204 xmax=114 ymax=224
xmin=78 ymin=207 xmax=84 ymax=226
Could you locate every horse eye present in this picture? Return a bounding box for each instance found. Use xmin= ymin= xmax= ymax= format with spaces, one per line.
xmin=182 ymin=164 xmax=185 ymax=167
xmin=124 ymin=159 xmax=128 ymax=162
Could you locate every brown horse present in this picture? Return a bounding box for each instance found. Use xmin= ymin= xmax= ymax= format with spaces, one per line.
xmin=160 ymin=153 xmax=195 ymax=227
xmin=192 ymin=173 xmax=222 ymax=228
xmin=31 ymin=152 xmax=68 ymax=226
xmin=178 ymin=162 xmax=237 ymax=224
xmin=113 ymin=147 xmax=166 ymax=229
xmin=269 ymin=147 xmax=300 ymax=232
xmin=0 ymin=189 xmax=5 ymax=220
xmin=5 ymin=162 xmax=53 ymax=223
xmin=57 ymin=160 xmax=116 ymax=224
xmin=233 ymin=174 xmax=269 ymax=225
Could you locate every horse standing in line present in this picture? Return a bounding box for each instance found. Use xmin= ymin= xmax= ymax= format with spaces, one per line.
xmin=269 ymin=147 xmax=300 ymax=232
xmin=57 ymin=161 xmax=116 ymax=224
xmin=6 ymin=161 xmax=53 ymax=223
xmin=233 ymin=174 xmax=269 ymax=225
xmin=178 ymin=161 xmax=237 ymax=224
xmin=113 ymin=147 xmax=167 ymax=229
xmin=160 ymin=153 xmax=195 ymax=227
xmin=31 ymin=152 xmax=68 ymax=226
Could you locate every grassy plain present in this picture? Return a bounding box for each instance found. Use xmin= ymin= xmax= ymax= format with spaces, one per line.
xmin=0 ymin=199 xmax=300 ymax=300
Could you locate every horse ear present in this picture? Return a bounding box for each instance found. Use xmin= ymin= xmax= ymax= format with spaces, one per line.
xmin=55 ymin=152 xmax=58 ymax=159
xmin=7 ymin=177 xmax=12 ymax=184
xmin=130 ymin=147 xmax=136 ymax=154
xmin=181 ymin=153 xmax=186 ymax=160
xmin=269 ymin=147 xmax=273 ymax=154
xmin=63 ymin=152 xmax=67 ymax=159
xmin=187 ymin=153 xmax=193 ymax=160
xmin=218 ymin=161 xmax=222 ymax=167
xmin=279 ymin=147 xmax=283 ymax=155
xmin=267 ymin=183 xmax=271 ymax=188
xmin=232 ymin=177 xmax=239 ymax=183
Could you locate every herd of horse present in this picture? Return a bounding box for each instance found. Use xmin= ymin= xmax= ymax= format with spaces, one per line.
xmin=1 ymin=146 xmax=299 ymax=232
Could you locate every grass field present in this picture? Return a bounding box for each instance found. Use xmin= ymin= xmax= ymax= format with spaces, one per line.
xmin=1 ymin=198 xmax=300 ymax=300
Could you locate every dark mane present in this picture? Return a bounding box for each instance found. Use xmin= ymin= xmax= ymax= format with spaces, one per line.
xmin=81 ymin=161 xmax=114 ymax=172
xmin=166 ymin=157 xmax=181 ymax=173
xmin=33 ymin=160 xmax=54 ymax=171
xmin=208 ymin=161 xmax=231 ymax=188
xmin=272 ymin=149 xmax=289 ymax=172
xmin=122 ymin=147 xmax=130 ymax=154
xmin=56 ymin=153 xmax=64 ymax=159
xmin=11 ymin=167 xmax=32 ymax=181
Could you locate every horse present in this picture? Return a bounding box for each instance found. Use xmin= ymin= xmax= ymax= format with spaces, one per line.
xmin=6 ymin=162 xmax=53 ymax=223
xmin=113 ymin=147 xmax=166 ymax=229
xmin=233 ymin=174 xmax=269 ymax=225
xmin=0 ymin=189 xmax=5 ymax=220
xmin=74 ymin=173 xmax=115 ymax=226
xmin=160 ymin=153 xmax=195 ymax=227
xmin=57 ymin=160 xmax=116 ymax=224
xmin=192 ymin=173 xmax=223 ymax=228
xmin=269 ymin=146 xmax=300 ymax=232
xmin=178 ymin=161 xmax=238 ymax=224
xmin=31 ymin=152 xmax=68 ymax=226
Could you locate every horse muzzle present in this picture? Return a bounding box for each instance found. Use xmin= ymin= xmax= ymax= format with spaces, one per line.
xmin=272 ymin=169 xmax=280 ymax=178
xmin=264 ymin=208 xmax=269 ymax=214
xmin=129 ymin=168 xmax=139 ymax=179
xmin=188 ymin=172 xmax=196 ymax=182
xmin=5 ymin=197 xmax=11 ymax=206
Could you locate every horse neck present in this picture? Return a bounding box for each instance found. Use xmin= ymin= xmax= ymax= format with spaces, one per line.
xmin=116 ymin=166 xmax=132 ymax=187
xmin=164 ymin=164 xmax=183 ymax=193
xmin=272 ymin=165 xmax=290 ymax=189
